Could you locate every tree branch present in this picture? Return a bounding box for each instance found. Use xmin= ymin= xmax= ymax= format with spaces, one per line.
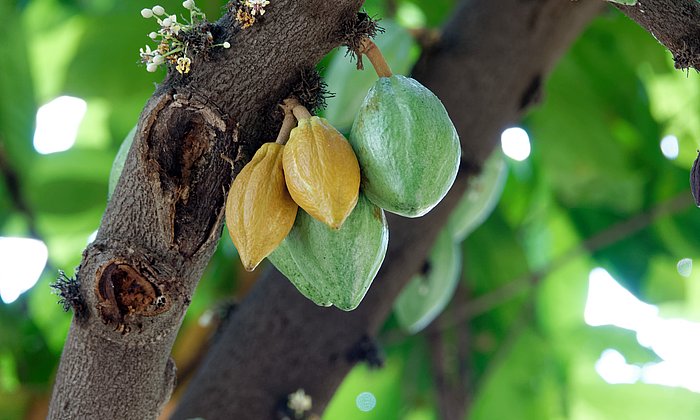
xmin=47 ymin=1 xmax=363 ymax=419
xmin=172 ymin=1 xmax=604 ymax=418
xmin=614 ymin=0 xmax=700 ymax=71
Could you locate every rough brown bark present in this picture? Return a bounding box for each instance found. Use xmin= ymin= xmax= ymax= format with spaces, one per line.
xmin=47 ymin=1 xmax=362 ymax=419
xmin=614 ymin=0 xmax=700 ymax=71
xmin=172 ymin=0 xmax=603 ymax=418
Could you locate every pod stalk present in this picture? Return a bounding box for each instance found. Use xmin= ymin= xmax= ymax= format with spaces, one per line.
xmin=275 ymin=103 xmax=297 ymax=145
xmin=359 ymin=37 xmax=393 ymax=78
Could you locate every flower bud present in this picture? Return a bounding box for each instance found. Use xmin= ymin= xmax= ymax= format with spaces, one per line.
xmin=152 ymin=5 xmax=165 ymax=15
xmin=141 ymin=8 xmax=154 ymax=18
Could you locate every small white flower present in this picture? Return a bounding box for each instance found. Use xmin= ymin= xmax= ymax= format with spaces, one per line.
xmin=146 ymin=63 xmax=158 ymax=72
xmin=141 ymin=8 xmax=154 ymax=18
xmin=171 ymin=23 xmax=181 ymax=35
xmin=153 ymin=55 xmax=165 ymax=65
xmin=139 ymin=45 xmax=153 ymax=58
xmin=152 ymin=5 xmax=165 ymax=16
xmin=223 ymin=42 xmax=231 ymax=49
xmin=245 ymin=0 xmax=270 ymax=16
xmin=149 ymin=31 xmax=158 ymax=40
xmin=162 ymin=17 xmax=172 ymax=27
xmin=182 ymin=0 xmax=195 ymax=9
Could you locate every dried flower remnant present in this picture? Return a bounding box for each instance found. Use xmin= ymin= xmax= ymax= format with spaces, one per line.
xmin=287 ymin=389 xmax=312 ymax=418
xmin=236 ymin=9 xmax=256 ymax=29
xmin=234 ymin=0 xmax=270 ymax=28
xmin=51 ymin=271 xmax=88 ymax=320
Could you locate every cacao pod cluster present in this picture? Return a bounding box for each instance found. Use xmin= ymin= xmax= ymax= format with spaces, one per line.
xmin=225 ymin=38 xmax=462 ymax=311
xmin=225 ymin=106 xmax=363 ymax=272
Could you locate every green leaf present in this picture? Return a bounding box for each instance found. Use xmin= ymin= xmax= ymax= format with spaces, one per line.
xmin=27 ymin=274 xmax=72 ymax=354
xmin=470 ymin=328 xmax=566 ymax=420
xmin=571 ymin=363 xmax=700 ymax=419
xmin=28 ymin=178 xmax=106 ymax=215
xmin=0 ymin=1 xmax=37 ymax=171
xmin=404 ymin=0 xmax=457 ymax=26
xmin=63 ymin=7 xmax=161 ymax=102
xmin=326 ymin=336 xmax=437 ymax=419
xmin=324 ymin=354 xmax=406 ymax=419
xmin=0 ymin=299 xmax=56 ymax=387
xmin=526 ymin=15 xmax=664 ymax=214
xmin=465 ymin=211 xmax=531 ymax=296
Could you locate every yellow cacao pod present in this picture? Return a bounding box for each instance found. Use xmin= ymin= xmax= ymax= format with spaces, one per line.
xmin=283 ymin=116 xmax=360 ymax=229
xmin=225 ymin=143 xmax=298 ymax=271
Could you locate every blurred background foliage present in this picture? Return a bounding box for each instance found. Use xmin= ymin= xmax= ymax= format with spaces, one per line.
xmin=2 ymin=0 xmax=700 ymax=419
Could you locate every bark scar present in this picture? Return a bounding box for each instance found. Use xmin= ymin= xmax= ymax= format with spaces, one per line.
xmin=95 ymin=260 xmax=170 ymax=333
xmin=141 ymin=93 xmax=236 ymax=258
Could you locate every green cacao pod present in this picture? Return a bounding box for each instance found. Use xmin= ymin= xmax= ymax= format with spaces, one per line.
xmin=447 ymin=150 xmax=507 ymax=242
xmin=394 ymin=228 xmax=461 ymax=334
xmin=350 ymin=75 xmax=461 ymax=217
xmin=268 ymin=193 xmax=388 ymax=311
